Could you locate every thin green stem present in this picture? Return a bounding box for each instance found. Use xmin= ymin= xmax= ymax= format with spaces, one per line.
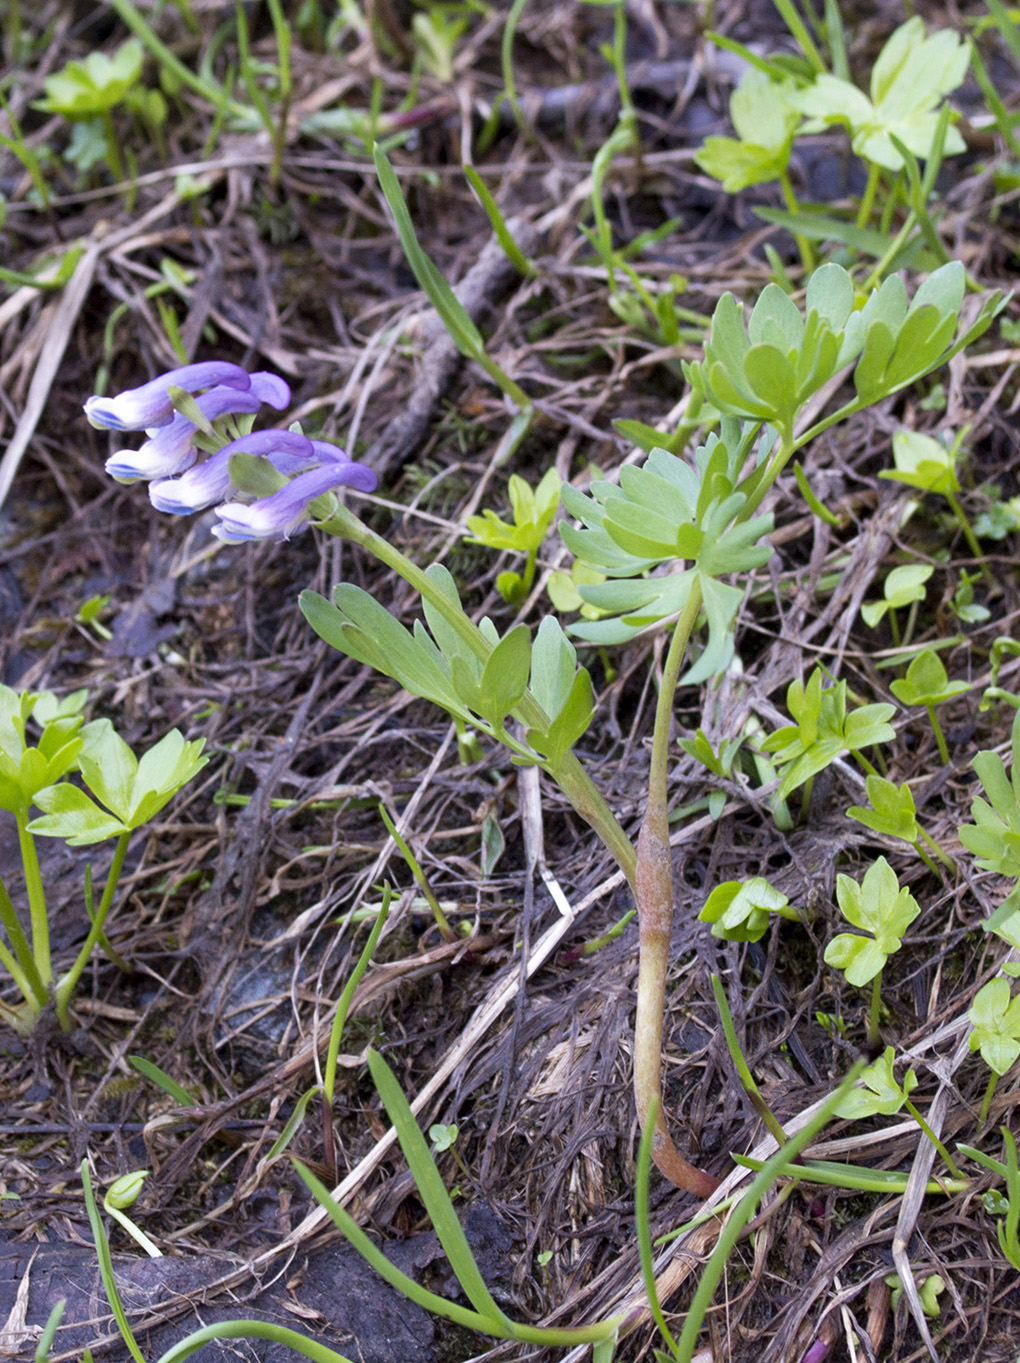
xmin=916 ymin=823 xmax=956 ymax=871
xmin=778 ymin=169 xmax=814 ymax=273
xmin=926 ymin=704 xmax=950 ymax=766
xmin=55 ymin=831 xmax=130 ymax=1031
xmin=711 ymin=974 xmax=788 ymax=1146
xmin=903 ymin=1097 xmax=964 ymax=1180
xmin=888 ymin=606 xmax=901 ymax=648
xmin=18 ymin=815 xmax=50 ymax=985
xmin=316 ymin=504 xmax=637 ymax=885
xmin=868 ymin=969 xmax=883 ymax=1048
xmin=378 ymin=805 xmax=455 ymax=940
xmin=856 ymin=161 xmax=882 ymax=230
xmin=979 ymin=1071 xmax=998 ymax=1125
xmin=0 ymin=871 xmax=47 ymax=1006
xmin=944 ymin=489 xmax=994 ymax=585
xmin=324 ymin=887 xmax=393 ymax=1107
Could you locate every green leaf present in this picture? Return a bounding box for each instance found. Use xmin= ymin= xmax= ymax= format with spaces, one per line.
xmin=479 ymin=625 xmax=532 ymax=723
xmin=825 ymin=857 xmax=919 ymax=986
xmin=847 ymin=775 xmax=918 ymax=842
xmin=890 ymin=647 xmax=969 ymax=707
xmin=880 ymin=428 xmax=960 ymax=495
xmin=36 ymin=40 xmax=144 ymax=117
xmin=698 ymin=876 xmax=794 ymax=942
xmin=968 ymin=978 xmax=1020 ymax=1076
xmin=833 ymin=1045 xmax=917 ymax=1119
xmin=28 ymin=784 xmax=128 ymax=845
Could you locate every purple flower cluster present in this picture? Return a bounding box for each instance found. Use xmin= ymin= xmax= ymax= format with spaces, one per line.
xmin=86 ymin=362 xmax=377 ymax=542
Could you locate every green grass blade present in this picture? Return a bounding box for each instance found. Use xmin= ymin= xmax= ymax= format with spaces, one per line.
xmin=372 ymin=145 xmax=485 ymax=361
xmin=154 ymin=1320 xmax=357 ymax=1363
xmin=324 ymin=884 xmax=393 ymax=1103
xmin=366 ymin=1048 xmax=509 ymax=1324
xmin=81 ymin=1161 xmax=146 ymax=1363
xmin=129 ymin=1055 xmax=199 ymax=1107
xmin=34 ymin=1301 xmax=65 ymax=1363
xmin=464 ymin=165 xmax=534 ymax=276
xmin=500 ymin=0 xmax=530 ymax=136
xmin=674 ymin=1065 xmax=865 ymax=1363
xmin=293 ymin=1160 xmax=504 ymax=1334
xmin=770 ymin=0 xmax=826 ymax=72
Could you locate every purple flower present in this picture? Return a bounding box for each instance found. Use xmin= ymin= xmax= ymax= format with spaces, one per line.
xmin=149 ymin=430 xmax=316 ymax=514
xmin=103 ymin=374 xmax=293 ymax=484
xmin=84 ymin=362 xmax=252 ymax=431
xmin=213 ymin=460 xmax=378 ymax=543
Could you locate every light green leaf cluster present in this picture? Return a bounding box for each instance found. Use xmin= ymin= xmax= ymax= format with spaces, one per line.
xmin=35 ymin=40 xmax=144 ymax=117
xmin=834 ymin=1045 xmax=918 ymax=1119
xmin=698 ymin=876 xmax=797 ymax=943
xmin=0 ymin=686 xmax=88 ymax=816
xmin=466 ymin=469 xmax=560 ymax=555
xmin=880 ymin=428 xmax=960 ymax=495
xmin=465 ymin=468 xmax=560 ymax=603
xmin=687 ymin=262 xmax=1001 ymax=432
xmin=968 ymin=978 xmax=1020 ymax=1076
xmin=861 ymin=564 xmax=933 ymax=629
xmin=847 ymin=775 xmax=919 ymax=843
xmin=759 ymin=669 xmax=896 ymax=800
xmin=958 ymin=708 xmax=1020 ymax=890
xmin=679 ymin=728 xmax=742 ymax=779
xmin=685 ymin=263 xmax=863 ymax=435
xmin=559 ymin=420 xmax=774 ymax=679
xmin=890 ymin=648 xmax=969 ymax=709
xmin=694 ymin=69 xmax=801 ymax=193
xmin=792 ymin=18 xmax=968 ymax=171
xmin=885 ymin=1272 xmax=945 ymax=1318
xmin=824 ymin=856 xmax=920 ymax=986
xmin=299 ymin=569 xmax=595 ymax=770
xmin=29 ymin=721 xmax=209 ymax=846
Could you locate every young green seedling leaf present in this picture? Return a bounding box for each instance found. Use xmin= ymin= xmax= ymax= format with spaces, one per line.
xmin=825 ymin=857 xmax=920 ymax=988
xmin=760 ymin=669 xmax=895 ymax=801
xmin=791 ymin=17 xmax=968 ymax=171
xmin=833 ymin=1045 xmax=917 ymax=1119
xmin=957 ymin=707 xmax=1020 ymax=919
xmin=29 ymin=722 xmax=208 ymax=846
xmin=465 ymin=469 xmax=560 ymax=603
xmin=861 ymin=563 xmax=932 ymax=641
xmin=825 ymin=857 xmax=919 ymax=1045
xmin=847 ymin=774 xmax=954 ymax=874
xmin=694 ymin=68 xmax=801 ymax=192
xmin=968 ymin=977 xmax=1020 ymax=1078
xmin=698 ymin=876 xmax=798 ymax=942
xmin=679 ymin=728 xmax=742 ymax=779
xmin=890 ymin=647 xmax=968 ymax=764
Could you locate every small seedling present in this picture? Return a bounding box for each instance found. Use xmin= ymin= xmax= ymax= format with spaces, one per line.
xmin=104 ymin=1170 xmax=160 ymax=1258
xmin=952 ymin=569 xmax=991 ymax=624
xmin=0 ymin=685 xmax=207 ymax=1034
xmin=698 ymin=877 xmax=799 ymax=943
xmin=846 ymin=774 xmax=955 ymax=874
xmin=824 ymin=857 xmax=920 ymax=1046
xmin=884 ymin=1271 xmax=945 ymax=1317
xmin=890 ymin=648 xmax=969 ymax=765
xmin=957 ymin=707 xmax=1020 ymax=942
xmin=968 ymin=978 xmax=1020 ymax=1121
xmin=880 ymin=428 xmax=990 ymax=577
xmin=861 ymin=564 xmax=933 ymax=645
xmin=35 ymin=39 xmax=147 ymax=183
xmin=957 ymin=1127 xmax=1020 ymax=1271
xmin=759 ymin=668 xmax=896 ymax=804
xmin=465 ymin=469 xmax=561 ymax=603
xmin=793 ymin=17 xmax=968 ymax=226
xmin=834 ymin=1045 xmax=963 ymax=1177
